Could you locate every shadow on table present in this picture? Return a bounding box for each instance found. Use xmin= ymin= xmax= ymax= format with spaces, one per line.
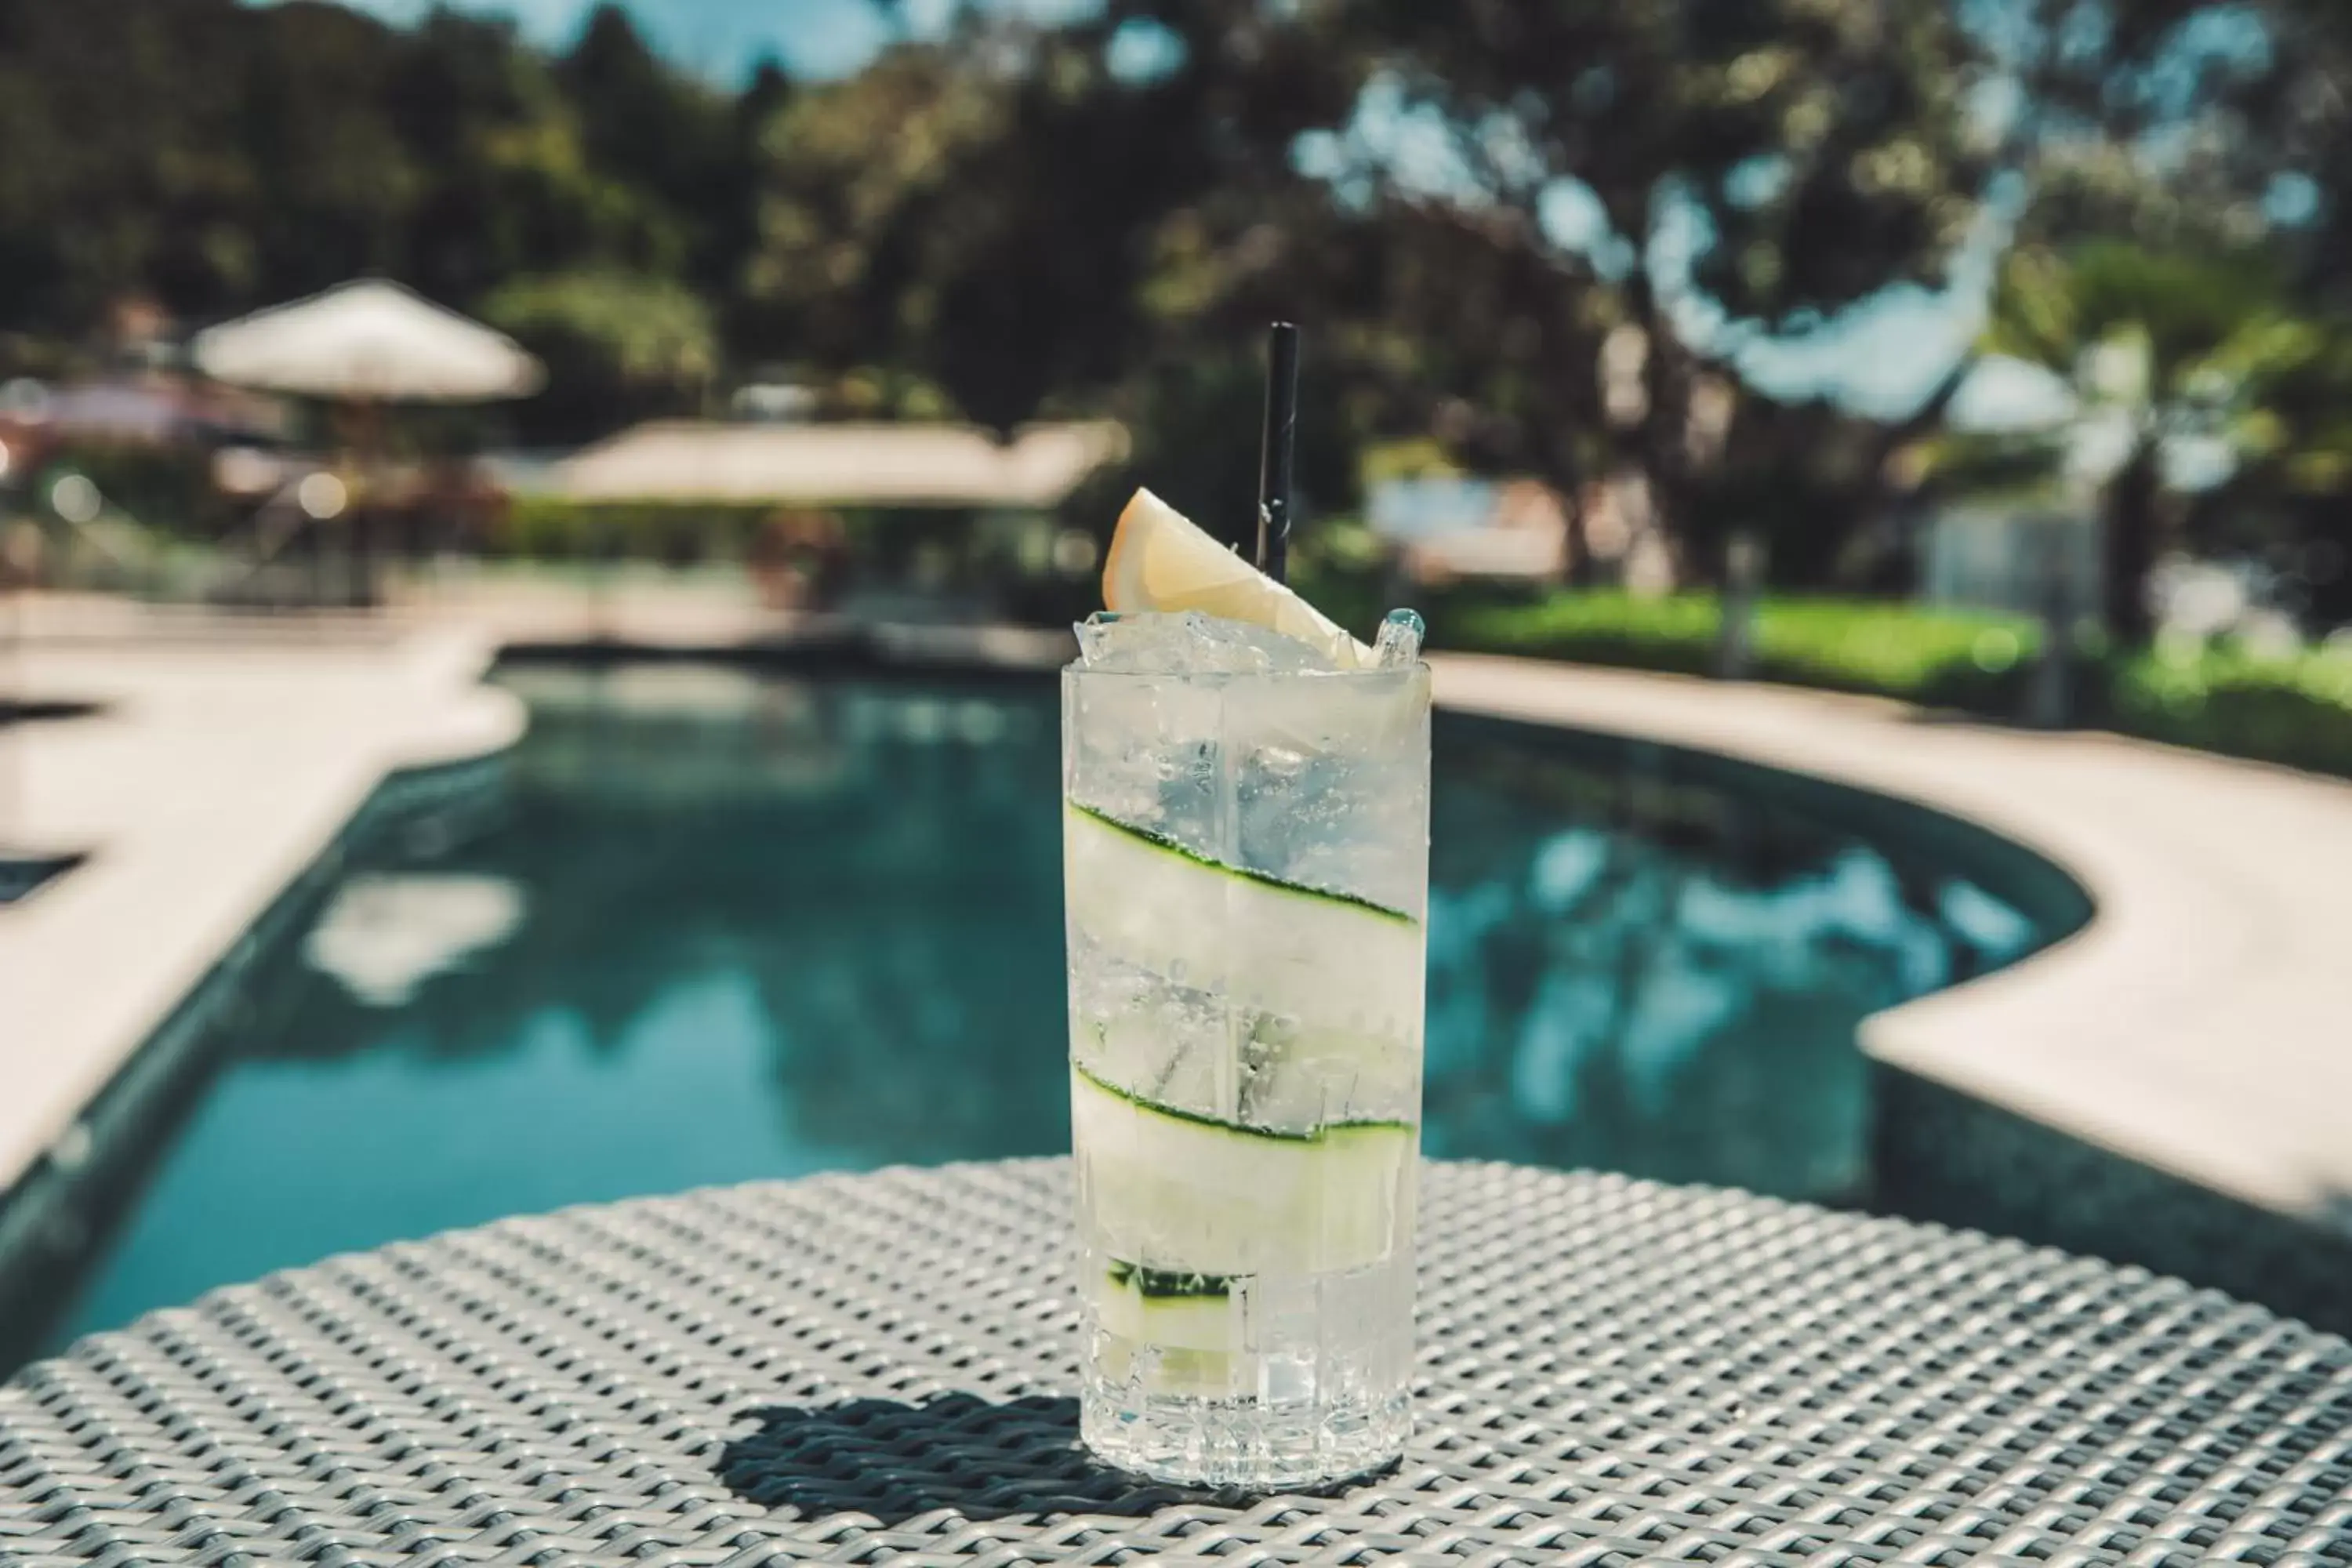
xmin=720 ymin=1392 xmax=1357 ymax=1522
xmin=720 ymin=1393 xmax=1170 ymax=1522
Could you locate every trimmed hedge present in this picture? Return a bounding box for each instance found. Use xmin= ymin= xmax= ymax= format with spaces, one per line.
xmin=1402 ymin=586 xmax=2352 ymax=783
xmin=1444 ymin=592 xmax=2042 ymax=713
xmin=494 ymin=498 xmax=779 ymax=562
xmin=2106 ymin=645 xmax=2352 ymax=779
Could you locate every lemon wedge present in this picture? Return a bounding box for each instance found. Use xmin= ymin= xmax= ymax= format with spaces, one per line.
xmin=1101 ymin=489 xmax=1371 ymax=669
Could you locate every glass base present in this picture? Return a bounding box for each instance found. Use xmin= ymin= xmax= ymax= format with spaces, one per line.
xmin=1080 ymin=1382 xmax=1410 ymax=1491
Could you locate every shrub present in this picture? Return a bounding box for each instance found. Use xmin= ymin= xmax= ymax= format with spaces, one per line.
xmin=1436 ymin=586 xmax=2352 ymax=782
xmin=492 ymin=498 xmax=775 ymax=563
xmin=2105 ymin=645 xmax=2352 ymax=778
xmin=1752 ymin=599 xmax=2040 ymax=710
xmin=35 ymin=443 xmax=224 ymax=535
xmin=1444 ymin=592 xmax=2040 ymax=709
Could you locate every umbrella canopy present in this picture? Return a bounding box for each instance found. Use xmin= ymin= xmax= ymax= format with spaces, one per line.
xmin=192 ymin=279 xmax=543 ymax=402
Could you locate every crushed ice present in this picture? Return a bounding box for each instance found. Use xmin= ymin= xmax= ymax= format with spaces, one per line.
xmin=1076 ymin=610 xmax=1334 ymax=673
xmin=1076 ymin=608 xmax=1425 ymax=674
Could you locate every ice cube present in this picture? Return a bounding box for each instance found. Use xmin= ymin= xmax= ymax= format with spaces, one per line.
xmin=1075 ymin=611 xmax=1130 ymax=668
xmin=1074 ymin=610 xmax=1338 ymax=674
xmin=1374 ymin=608 xmax=1425 ymax=667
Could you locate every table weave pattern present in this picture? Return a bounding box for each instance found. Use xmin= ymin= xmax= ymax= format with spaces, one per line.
xmin=4 ymin=1160 xmax=2348 ymax=1566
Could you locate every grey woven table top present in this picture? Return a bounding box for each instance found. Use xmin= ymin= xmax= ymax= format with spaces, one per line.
xmin=3 ymin=1160 xmax=2349 ymax=1568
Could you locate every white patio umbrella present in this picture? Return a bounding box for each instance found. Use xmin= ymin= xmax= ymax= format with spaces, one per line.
xmin=191 ymin=280 xmax=542 ymax=607
xmin=191 ymin=278 xmax=543 ymax=402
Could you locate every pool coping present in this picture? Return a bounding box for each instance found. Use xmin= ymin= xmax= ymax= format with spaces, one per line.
xmin=1430 ymin=653 xmax=2352 ymax=1237
xmin=0 ymin=626 xmax=526 ymax=1199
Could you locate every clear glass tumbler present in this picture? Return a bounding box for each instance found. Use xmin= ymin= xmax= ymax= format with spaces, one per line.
xmin=1062 ymin=654 xmax=1430 ymax=1489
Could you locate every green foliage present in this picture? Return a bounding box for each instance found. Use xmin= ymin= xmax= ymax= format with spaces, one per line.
xmin=485 ymin=270 xmax=716 ymax=387
xmin=29 ymin=443 xmax=223 ymax=535
xmin=489 ymin=499 xmax=1095 ymax=619
xmin=482 ymin=269 xmax=717 ymax=440
xmin=0 ymin=0 xmax=2343 ymax=636
xmin=1446 ymin=592 xmax=2041 ymax=709
xmin=493 ymin=497 xmax=774 ymax=563
xmin=1985 ymin=244 xmax=2321 ymax=396
xmin=1753 ymin=600 xmax=2041 ymax=705
xmin=1434 ymin=588 xmax=2352 ymax=782
xmin=1286 ymin=516 xmax=1395 ymax=643
xmin=1354 ymin=0 xmax=1994 ymax=328
xmin=0 ymin=0 xmax=745 ymax=352
xmin=1279 ymin=0 xmax=2012 ymax=583
xmin=1447 ymin=592 xmax=1726 ymax=676
xmin=736 ymin=6 xmax=1355 ymax=433
xmin=1948 ymin=241 xmax=2352 ymax=643
xmin=2105 ymin=644 xmax=2352 ymax=779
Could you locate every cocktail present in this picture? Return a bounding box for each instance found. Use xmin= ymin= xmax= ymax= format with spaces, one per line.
xmin=1063 ymin=479 xmax=1428 ymax=1490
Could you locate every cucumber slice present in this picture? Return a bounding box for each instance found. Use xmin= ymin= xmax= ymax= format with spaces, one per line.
xmin=1087 ymin=1265 xmax=1242 ymax=1396
xmin=1071 ymin=1065 xmax=1414 ymax=1277
xmin=1091 ymin=1264 xmax=1238 ymax=1352
xmin=1062 ymin=801 xmax=1424 ymax=1038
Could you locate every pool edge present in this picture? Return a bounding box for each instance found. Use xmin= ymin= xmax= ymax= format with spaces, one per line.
xmin=1430 ymin=652 xmax=2352 ymax=1248
xmin=10 ymin=626 xmax=2348 ymax=1353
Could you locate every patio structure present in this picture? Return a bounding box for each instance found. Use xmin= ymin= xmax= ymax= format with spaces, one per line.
xmin=551 ymin=419 xmax=1129 ymax=509
xmin=2 ymin=1160 xmax=2345 ymax=1564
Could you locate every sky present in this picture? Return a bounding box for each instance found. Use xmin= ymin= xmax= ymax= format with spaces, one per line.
xmin=289 ymin=0 xmax=2085 ymax=430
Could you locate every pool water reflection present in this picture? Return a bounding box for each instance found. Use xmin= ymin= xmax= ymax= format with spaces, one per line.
xmin=45 ymin=662 xmax=2046 ymax=1347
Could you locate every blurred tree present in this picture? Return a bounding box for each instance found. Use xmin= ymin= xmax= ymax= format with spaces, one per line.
xmin=742 ymin=1 xmax=1358 ymax=439
xmin=1993 ymin=0 xmax=2267 ymax=197
xmin=2183 ymin=310 xmax=2352 ymax=631
xmin=5 ymin=0 xmax=2347 ymax=617
xmin=1319 ymin=0 xmax=1998 ymax=579
xmin=2196 ymin=1 xmax=2352 ymax=319
xmin=1865 ymin=0 xmax=2352 ymax=628
xmin=1289 ymin=195 xmax=1617 ymax=572
xmin=481 ymin=269 xmax=718 ymax=442
xmin=385 ymin=8 xmax=695 ymax=307
xmin=554 ymin=5 xmax=743 ymax=289
xmin=738 ymin=43 xmax=1011 ymax=405
xmin=1951 ymin=241 xmax=2327 ymax=643
xmin=0 ymin=0 xmax=267 ymax=334
xmin=0 ymin=0 xmax=731 ymax=387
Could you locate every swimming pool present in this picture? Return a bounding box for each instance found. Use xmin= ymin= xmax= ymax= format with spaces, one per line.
xmin=23 ymin=661 xmax=2054 ymax=1359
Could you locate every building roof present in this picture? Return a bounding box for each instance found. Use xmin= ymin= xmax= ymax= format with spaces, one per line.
xmin=550 ymin=419 xmax=1130 ymax=509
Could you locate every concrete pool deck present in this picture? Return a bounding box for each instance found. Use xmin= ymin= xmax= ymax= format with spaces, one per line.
xmin=0 ymin=619 xmax=523 ymax=1195
xmin=2 ymin=601 xmax=2348 ymax=1247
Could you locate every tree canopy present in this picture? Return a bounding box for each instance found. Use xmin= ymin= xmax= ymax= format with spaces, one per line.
xmin=2 ymin=0 xmax=2348 ymax=630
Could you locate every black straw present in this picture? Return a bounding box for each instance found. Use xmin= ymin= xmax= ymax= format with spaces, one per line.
xmin=1256 ymin=321 xmax=1300 ymax=585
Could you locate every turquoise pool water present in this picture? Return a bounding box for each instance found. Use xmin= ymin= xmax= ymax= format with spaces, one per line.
xmin=40 ymin=662 xmax=2047 ymax=1351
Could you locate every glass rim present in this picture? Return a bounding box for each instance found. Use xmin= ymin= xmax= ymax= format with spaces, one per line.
xmin=1060 ymin=660 xmax=1430 ymax=683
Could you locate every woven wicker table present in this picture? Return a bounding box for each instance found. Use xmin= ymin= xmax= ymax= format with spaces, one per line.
xmin=3 ymin=1160 xmax=2348 ymax=1566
